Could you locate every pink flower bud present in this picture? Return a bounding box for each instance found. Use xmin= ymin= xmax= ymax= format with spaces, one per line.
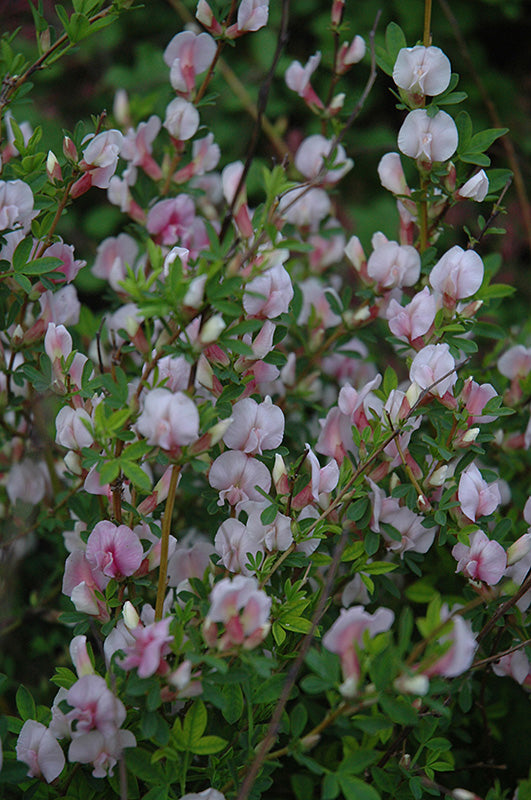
xmin=336 ymin=36 xmax=365 ymax=73
xmin=46 ymin=150 xmax=62 ymax=182
xmin=63 ymin=135 xmax=78 ymax=162
xmin=507 ymin=533 xmax=531 ymax=566
xmin=285 ymin=52 xmax=324 ymax=109
xmin=377 ymin=152 xmax=409 ymax=195
xmin=164 ymin=98 xmax=200 ymax=141
xmin=458 ymin=170 xmax=489 ymax=201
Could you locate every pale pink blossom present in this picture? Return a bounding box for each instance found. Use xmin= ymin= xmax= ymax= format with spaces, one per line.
xmin=195 ymin=1 xmax=223 ymax=34
xmin=308 ymin=223 xmax=346 ymax=271
xmin=458 ymin=462 xmax=501 ymax=521
xmin=452 ymin=529 xmax=506 ymax=585
xmin=45 ymin=322 xmax=72 ymax=384
xmin=70 ymin=635 xmax=95 ymax=678
xmin=120 ymin=617 xmax=173 ymax=677
xmin=243 ymin=262 xmax=293 ymax=318
xmin=16 ymin=720 xmax=65 ymax=782
xmin=164 ymin=31 xmax=217 ymax=94
xmin=39 ymin=285 xmax=81 ymax=327
xmin=55 ymin=406 xmax=94 ymax=449
xmin=461 ymin=379 xmax=498 ymax=423
xmin=430 ymin=246 xmax=484 ymax=302
xmin=43 ymin=239 xmax=86 ymax=283
xmin=68 ymin=729 xmax=136 ymax=778
xmin=393 ymin=45 xmax=451 ymax=97
xmin=73 ymin=130 xmax=123 ymax=195
xmin=492 ymin=650 xmax=531 ymax=686
xmin=152 ymin=353 xmax=191 ymax=392
xmin=0 ymin=179 xmax=35 ymax=232
xmin=209 ymin=451 xmax=271 ymax=510
xmin=67 ymin=675 xmax=126 ymax=736
xmin=167 ymin=538 xmax=215 ymax=586
xmin=386 ymin=287 xmax=436 ymax=343
xmin=369 ymin=480 xmax=435 ymax=555
xmin=336 ymin=36 xmax=365 ymax=73
xmin=409 ymin=343 xmax=457 ymax=397
xmin=458 ymin=170 xmax=489 ymax=202
xmin=214 ymin=518 xmax=264 ymax=574
xmin=86 ymin=521 xmax=144 ymax=579
xmin=285 ymin=52 xmax=323 ymax=108
xmin=323 ymin=606 xmax=394 ymax=695
xmin=136 ymin=388 xmax=199 ymax=451
xmin=298 ymin=277 xmax=341 ymax=328
xmin=221 ymin=161 xmax=253 ymax=237
xmin=174 ymin=133 xmax=220 ymax=182
xmin=164 ymin=98 xmax=200 ymax=140
xmin=204 ymin=575 xmax=271 ymax=650
xmin=223 ymin=396 xmax=284 ymax=454
xmin=278 ymin=186 xmax=330 ymax=228
xmin=146 ymin=195 xmax=196 ymax=246
xmin=294 ymin=135 xmax=353 ymax=184
xmin=121 ymin=115 xmax=162 ymax=180
xmin=62 ymin=551 xmax=109 ymax=619
xmin=377 ymin=152 xmax=409 ymax=195
xmin=398 ymin=109 xmax=458 ymax=163
xmin=92 ymin=233 xmax=140 ymax=292
xmin=367 ymin=238 xmax=421 ymax=290
xmin=498 ymin=345 xmax=531 ymax=380
xmin=226 ymin=0 xmax=269 ymax=36
xmin=423 ymin=605 xmax=476 ymax=678
xmin=6 ymin=460 xmax=50 ymax=506
xmin=507 ymin=533 xmax=531 ymax=566
xmin=315 ymin=406 xmax=354 ymax=464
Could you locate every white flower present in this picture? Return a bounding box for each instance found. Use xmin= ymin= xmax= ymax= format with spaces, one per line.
xmin=398 ymin=109 xmax=458 ymax=163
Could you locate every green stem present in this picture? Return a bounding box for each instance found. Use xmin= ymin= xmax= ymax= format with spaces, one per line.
xmin=155 ymin=464 xmax=180 ymax=621
xmin=423 ymin=0 xmax=432 ymax=46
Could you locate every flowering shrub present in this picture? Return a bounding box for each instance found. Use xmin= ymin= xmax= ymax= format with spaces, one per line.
xmin=0 ymin=2 xmax=530 ymax=800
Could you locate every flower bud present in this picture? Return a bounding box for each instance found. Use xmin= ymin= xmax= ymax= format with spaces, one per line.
xmin=199 ymin=314 xmax=226 ymax=345
xmin=12 ymin=324 xmax=24 ymax=345
xmin=62 ymin=136 xmax=78 ymax=162
xmin=208 ymin=416 xmax=234 ymax=446
xmin=452 ymin=791 xmax=478 ymax=800
xmin=331 ymin=0 xmax=344 ymax=25
xmin=64 ymin=451 xmax=82 ymax=475
xmin=394 ymin=673 xmax=429 ymax=695
xmin=506 ymin=533 xmax=531 ymax=566
xmin=458 ymin=170 xmax=489 ymax=202
xmin=406 ymin=381 xmax=422 ymax=407
xmin=399 ymin=753 xmax=411 ymax=768
xmin=123 ymin=600 xmax=140 ymax=630
xmin=273 ymin=453 xmax=290 ymax=494
xmin=113 ymin=88 xmax=130 ymax=127
xmin=70 ymin=635 xmax=95 ymax=677
xmin=46 ymin=150 xmax=62 ymax=183
xmin=300 ymin=733 xmax=321 ymax=751
xmin=328 ymin=93 xmax=345 ymax=114
xmin=462 ymin=427 xmax=480 ymax=444
xmin=428 ymin=465 xmax=448 ymax=488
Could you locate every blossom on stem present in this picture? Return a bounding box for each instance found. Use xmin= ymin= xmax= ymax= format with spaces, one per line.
xmin=120 ymin=617 xmax=173 ymax=677
xmin=225 ymin=0 xmax=270 ymax=37
xmin=336 ymin=36 xmax=365 ymax=73
xmin=386 ymin=287 xmax=436 ymax=344
xmin=71 ymin=130 xmax=123 ymax=196
xmin=85 ymin=521 xmax=144 ymax=579
xmin=452 ymin=529 xmax=506 ymax=585
xmin=203 ymin=575 xmax=271 ymax=650
xmin=457 ymin=462 xmax=501 ymax=522
xmin=209 ymin=450 xmax=271 ymax=510
xmin=398 ymin=109 xmax=458 ymax=163
xmin=164 ymin=31 xmax=217 ymax=95
xmin=121 ymin=116 xmax=162 ymax=180
xmin=422 ymin=605 xmax=476 ymax=678
xmin=294 ymin=135 xmax=353 ymax=184
xmin=243 ymin=262 xmax=294 ymax=318
xmin=222 ymin=396 xmax=284 ymax=455
xmin=457 ymin=170 xmax=489 ymax=201
xmin=164 ymin=98 xmax=200 ymax=141
xmin=393 ymin=46 xmax=451 ymax=97
xmin=16 ymin=720 xmax=65 ymax=783
xmin=366 ymin=235 xmax=421 ymax=290
xmin=285 ymin=52 xmax=324 ymax=109
xmin=0 ymin=179 xmax=35 ymax=233
xmin=377 ymin=152 xmax=409 ymax=196
xmin=429 ymin=246 xmax=484 ymax=304
xmin=409 ymin=343 xmax=457 ymax=398
xmin=136 ymin=387 xmax=199 ymax=452
xmin=323 ymin=606 xmax=394 ymax=696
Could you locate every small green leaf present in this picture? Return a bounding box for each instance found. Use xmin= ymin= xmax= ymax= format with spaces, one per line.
xmin=385 ymin=22 xmax=407 ymax=62
xmin=182 ymin=700 xmax=207 ymax=746
xmin=16 ymin=685 xmax=36 ymax=721
xmin=190 ymin=735 xmax=227 ymax=755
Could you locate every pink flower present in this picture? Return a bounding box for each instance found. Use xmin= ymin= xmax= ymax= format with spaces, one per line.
xmin=460 ymin=379 xmax=498 ymax=423
xmin=121 ymin=115 xmax=162 ymax=180
xmin=336 ymin=36 xmax=365 ymax=73
xmin=67 ymin=675 xmax=126 ymax=736
xmin=55 ymin=406 xmax=94 ymax=450
xmin=492 ymin=650 xmax=531 ymax=686
xmin=498 ymin=345 xmax=531 ymax=380
xmin=458 ymin=463 xmax=501 ymax=522
xmin=0 ymin=179 xmax=35 ymax=232
xmin=409 ymin=343 xmax=457 ymax=397
xmin=386 ymin=287 xmax=436 ymax=343
xmin=458 ymin=170 xmax=489 ymax=202
xmin=209 ymin=451 xmax=271 ymax=510
xmin=423 ymin=605 xmax=476 ymax=678
xmin=45 ymin=322 xmax=72 ymax=371
xmin=146 ymin=195 xmax=196 ymax=246
xmin=452 ymin=529 xmax=506 ymax=585
xmin=243 ymin=262 xmax=294 ymax=318
xmin=221 ymin=161 xmax=253 ymax=238
xmin=323 ymin=606 xmax=394 ymax=695
xmin=226 ymin=0 xmax=269 ymax=36
xmin=164 ymin=98 xmax=200 ymax=141
xmin=377 ymin=152 xmax=409 ymax=196
xmin=73 ymin=130 xmax=123 ymax=194
xmin=278 ymin=186 xmax=331 ymax=228
xmin=16 ymin=720 xmax=65 ymax=782
xmin=429 ymin=246 xmax=484 ymax=303
xmin=398 ymin=109 xmax=458 ymax=163
xmin=204 ymin=575 xmax=271 ymax=650
xmin=39 ymin=285 xmax=81 ymax=327
xmin=62 ymin=551 xmax=109 ymax=619
xmin=92 ymin=233 xmax=140 ymax=292
xmin=223 ymin=396 xmax=284 ymax=454
xmin=68 ymin=729 xmax=136 ymax=778
xmin=86 ymin=521 xmax=144 ymax=579
xmin=164 ymin=31 xmax=217 ymax=94
xmin=120 ymin=617 xmax=173 ymax=677
xmin=214 ymin=518 xmax=264 ymax=574
xmin=43 ymin=240 xmax=86 ymax=283
xmin=393 ymin=46 xmax=451 ymax=97
xmin=167 ymin=538 xmax=215 ymax=586
xmin=294 ymin=135 xmax=353 ymax=184
xmin=136 ymin=387 xmax=199 ymax=452
xmin=366 ymin=238 xmax=421 ymax=290
xmin=285 ymin=52 xmax=323 ymax=109
xmin=179 ymin=789 xmax=226 ymax=800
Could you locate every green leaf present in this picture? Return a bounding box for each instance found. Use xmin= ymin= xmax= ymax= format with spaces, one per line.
xmin=190 ymin=735 xmax=227 ymax=755
xmin=12 ymin=237 xmax=33 ymax=273
xmin=260 ymin=503 xmax=278 ymax=525
xmin=221 ymin=682 xmax=244 ymax=724
xmin=456 ymin=111 xmax=473 ymax=152
xmin=16 ymin=256 xmax=62 ymax=275
xmin=182 ymin=700 xmax=207 ymax=746
xmin=385 ymin=22 xmax=406 ymax=62
xmin=125 ymin=748 xmax=165 ymax=783
xmin=13 ymin=273 xmax=32 ymax=293
xmin=340 ymin=750 xmax=380 ymax=774
xmin=339 ymin=774 xmax=381 ymax=800
xmin=459 ymin=151 xmax=491 ymax=167
xmin=379 ymin=694 xmax=418 ymax=725
xmin=469 ymin=127 xmax=508 ymax=153
xmin=121 ymin=460 xmax=153 ymax=494
xmin=16 ymin=685 xmax=36 ymax=720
